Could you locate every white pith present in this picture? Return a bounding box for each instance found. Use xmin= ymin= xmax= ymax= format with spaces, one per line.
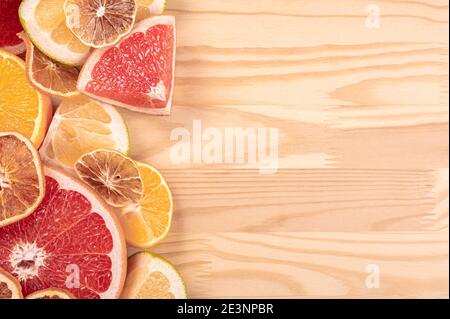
xmin=77 ymin=15 xmax=176 ymax=115
xmin=9 ymin=242 xmax=47 ymax=282
xmin=19 ymin=0 xmax=89 ymax=66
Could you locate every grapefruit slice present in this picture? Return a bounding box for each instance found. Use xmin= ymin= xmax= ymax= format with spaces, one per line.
xmin=0 ymin=166 xmax=127 ymax=299
xmin=26 ymin=288 xmax=75 ymax=299
xmin=0 ymin=132 xmax=45 ymax=228
xmin=19 ymin=0 xmax=91 ymax=66
xmin=121 ymin=252 xmax=187 ymax=299
xmin=19 ymin=32 xmax=80 ymax=98
xmin=0 ymin=266 xmax=23 ymax=299
xmin=64 ymin=0 xmax=137 ymax=48
xmin=78 ymin=16 xmax=176 ymax=115
xmin=39 ymin=96 xmax=130 ymax=171
xmin=0 ymin=50 xmax=53 ymax=147
xmin=75 ymin=150 xmax=143 ymax=208
xmin=0 ymin=0 xmax=25 ymax=55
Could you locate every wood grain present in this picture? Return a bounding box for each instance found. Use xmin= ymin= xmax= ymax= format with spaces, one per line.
xmin=124 ymin=0 xmax=449 ymax=298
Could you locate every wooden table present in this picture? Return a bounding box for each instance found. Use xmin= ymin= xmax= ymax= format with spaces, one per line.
xmin=125 ymin=0 xmax=449 ymax=298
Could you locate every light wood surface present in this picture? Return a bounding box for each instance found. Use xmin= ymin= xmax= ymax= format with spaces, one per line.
xmin=126 ymin=0 xmax=449 ymax=298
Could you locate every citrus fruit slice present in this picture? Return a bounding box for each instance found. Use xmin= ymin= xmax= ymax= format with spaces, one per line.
xmin=0 ymin=132 xmax=45 ymax=228
xmin=64 ymin=0 xmax=137 ymax=48
xmin=78 ymin=15 xmax=176 ymax=115
xmin=0 ymin=166 xmax=127 ymax=299
xmin=75 ymin=150 xmax=143 ymax=208
xmin=0 ymin=0 xmax=25 ymax=55
xmin=39 ymin=96 xmax=129 ymax=171
xmin=121 ymin=252 xmax=186 ymax=299
xmin=136 ymin=0 xmax=166 ymax=21
xmin=0 ymin=50 xmax=52 ymax=147
xmin=119 ymin=162 xmax=173 ymax=248
xmin=19 ymin=0 xmax=91 ymax=66
xmin=19 ymin=32 xmax=80 ymax=99
xmin=0 ymin=266 xmax=23 ymax=299
xmin=26 ymin=288 xmax=75 ymax=299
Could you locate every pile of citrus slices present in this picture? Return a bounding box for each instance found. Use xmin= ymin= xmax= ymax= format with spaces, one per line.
xmin=0 ymin=0 xmax=186 ymax=299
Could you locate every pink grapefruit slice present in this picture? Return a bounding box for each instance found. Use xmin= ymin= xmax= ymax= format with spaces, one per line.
xmin=77 ymin=16 xmax=176 ymax=115
xmin=0 ymin=0 xmax=25 ymax=55
xmin=0 ymin=166 xmax=127 ymax=299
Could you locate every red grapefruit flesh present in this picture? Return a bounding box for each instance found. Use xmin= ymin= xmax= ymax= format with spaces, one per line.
xmin=78 ymin=16 xmax=176 ymax=115
xmin=0 ymin=0 xmax=25 ymax=55
xmin=0 ymin=166 xmax=127 ymax=299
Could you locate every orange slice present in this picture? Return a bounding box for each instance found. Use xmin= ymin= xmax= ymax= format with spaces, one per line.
xmin=39 ymin=96 xmax=130 ymax=171
xmin=0 ymin=267 xmax=23 ymax=299
xmin=75 ymin=150 xmax=143 ymax=208
xmin=19 ymin=0 xmax=91 ymax=66
xmin=0 ymin=50 xmax=52 ymax=147
xmin=0 ymin=133 xmax=45 ymax=228
xmin=26 ymin=288 xmax=75 ymax=299
xmin=64 ymin=0 xmax=137 ymax=48
xmin=19 ymin=32 xmax=79 ymax=98
xmin=121 ymin=252 xmax=186 ymax=299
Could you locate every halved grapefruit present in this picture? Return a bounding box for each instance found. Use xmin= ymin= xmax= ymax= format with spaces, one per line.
xmin=77 ymin=16 xmax=176 ymax=115
xmin=0 ymin=0 xmax=25 ymax=55
xmin=0 ymin=166 xmax=127 ymax=299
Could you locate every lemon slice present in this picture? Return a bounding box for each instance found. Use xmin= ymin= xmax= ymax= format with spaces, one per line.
xmin=39 ymin=96 xmax=130 ymax=171
xmin=119 ymin=162 xmax=173 ymax=248
xmin=121 ymin=252 xmax=187 ymax=299
xmin=19 ymin=0 xmax=90 ymax=66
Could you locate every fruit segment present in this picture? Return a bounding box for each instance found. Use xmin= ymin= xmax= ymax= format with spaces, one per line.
xmin=78 ymin=16 xmax=176 ymax=115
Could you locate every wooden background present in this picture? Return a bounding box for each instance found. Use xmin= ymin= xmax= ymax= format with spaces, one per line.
xmin=126 ymin=0 xmax=449 ymax=298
